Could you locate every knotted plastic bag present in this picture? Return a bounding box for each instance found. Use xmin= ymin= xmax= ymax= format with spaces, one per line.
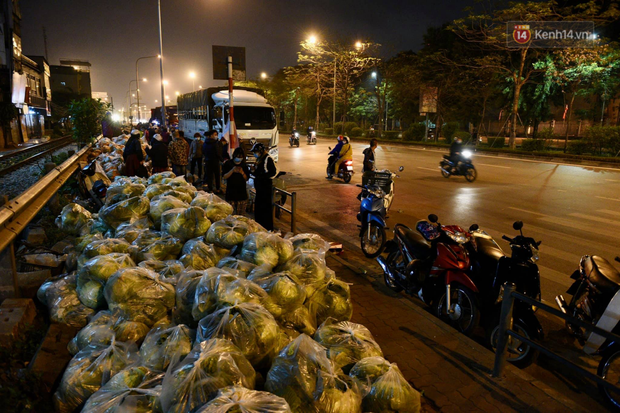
xmin=196 ymin=386 xmax=291 ymax=413
xmin=139 ymin=323 xmax=195 ymax=371
xmin=55 ymin=203 xmax=92 ymax=236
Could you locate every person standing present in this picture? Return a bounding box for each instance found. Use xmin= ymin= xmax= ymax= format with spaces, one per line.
xmin=160 ymin=127 xmax=171 ymax=145
xmin=123 ymin=130 xmax=144 ymax=176
xmin=362 ymin=138 xmax=378 ymax=187
xmin=188 ymin=132 xmax=204 ymax=181
xmin=222 ymin=147 xmax=250 ymax=215
xmin=168 ymin=131 xmax=189 ymax=176
xmin=202 ymin=130 xmax=223 ymax=193
xmin=146 ymin=134 xmax=169 ymax=173
xmin=251 ymin=142 xmax=277 ymax=230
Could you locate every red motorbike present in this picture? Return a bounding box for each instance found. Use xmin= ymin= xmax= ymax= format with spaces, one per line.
xmin=377 ymin=213 xmax=480 ymax=335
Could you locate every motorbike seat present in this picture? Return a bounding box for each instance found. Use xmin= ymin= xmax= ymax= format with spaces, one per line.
xmin=585 ymin=255 xmax=620 ymax=295
xmin=443 ymin=155 xmax=451 ymax=160
xmin=395 ymin=225 xmax=432 ymax=259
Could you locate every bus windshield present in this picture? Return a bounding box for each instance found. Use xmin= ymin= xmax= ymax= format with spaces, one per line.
xmin=233 ymin=106 xmax=276 ymax=130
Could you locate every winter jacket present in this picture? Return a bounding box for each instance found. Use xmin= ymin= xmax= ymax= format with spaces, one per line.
xmin=146 ymin=140 xmax=169 ymax=169
xmin=189 ymin=138 xmax=204 ymax=160
xmin=329 ymin=141 xmax=344 ymax=156
xmin=123 ymin=136 xmax=143 ymax=162
xmin=168 ymin=138 xmax=189 ymax=166
xmin=363 ymin=147 xmax=375 ymax=172
xmin=202 ymin=138 xmax=223 ymax=162
xmin=339 ymin=143 xmax=353 ymax=160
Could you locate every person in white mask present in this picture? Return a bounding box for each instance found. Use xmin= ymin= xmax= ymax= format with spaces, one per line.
xmin=222 ymin=147 xmax=250 ymax=215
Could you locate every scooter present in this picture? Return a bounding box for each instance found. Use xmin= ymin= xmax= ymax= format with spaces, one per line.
xmin=78 ymin=160 xmax=110 ymax=210
xmin=439 ymin=149 xmax=477 ymax=182
xmin=556 ymin=254 xmax=620 ymax=408
xmin=377 ymin=214 xmax=480 ymax=335
xmin=326 ymin=152 xmax=353 ymax=183
xmin=468 ymin=221 xmax=543 ymax=367
xmin=307 ymin=130 xmax=317 ymax=145
xmin=289 ymin=131 xmax=300 ymax=147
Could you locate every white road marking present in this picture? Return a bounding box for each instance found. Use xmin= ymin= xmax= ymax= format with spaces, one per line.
xmin=599 ymin=209 xmax=620 ymax=217
xmin=417 ymin=167 xmax=438 ymax=172
xmin=477 ymin=163 xmax=511 ymax=169
xmin=540 ymin=215 xmax=620 ymax=242
xmin=557 ymin=190 xmax=567 ymax=192
xmin=596 ymin=196 xmax=620 ymax=202
xmin=569 ymin=212 xmax=620 ymax=228
xmin=507 ymin=207 xmax=549 ymax=217
xmin=538 ymin=265 xmax=573 ymax=288
xmin=605 ymin=179 xmax=620 ymax=183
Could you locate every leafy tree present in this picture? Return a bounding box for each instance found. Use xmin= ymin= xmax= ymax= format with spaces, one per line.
xmin=68 ymin=98 xmax=109 ymax=147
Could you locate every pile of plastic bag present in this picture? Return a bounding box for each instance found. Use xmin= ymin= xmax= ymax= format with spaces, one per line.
xmin=41 ymin=170 xmax=421 ymax=412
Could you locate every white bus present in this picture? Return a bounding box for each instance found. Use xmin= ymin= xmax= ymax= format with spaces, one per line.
xmin=177 ymin=86 xmax=279 ymax=164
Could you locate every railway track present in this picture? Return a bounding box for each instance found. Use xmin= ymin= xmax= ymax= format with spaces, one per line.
xmin=0 ymin=136 xmax=75 ymax=178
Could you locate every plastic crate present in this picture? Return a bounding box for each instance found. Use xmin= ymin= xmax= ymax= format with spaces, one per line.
xmin=365 ymin=171 xmax=392 ymax=193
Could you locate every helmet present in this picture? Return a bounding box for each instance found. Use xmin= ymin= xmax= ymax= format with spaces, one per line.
xmin=343 ymin=136 xmax=350 ymax=144
xmin=338 ymin=135 xmax=344 ymax=141
xmin=454 ymin=137 xmax=462 ymax=144
xmin=251 ymin=142 xmax=266 ymax=153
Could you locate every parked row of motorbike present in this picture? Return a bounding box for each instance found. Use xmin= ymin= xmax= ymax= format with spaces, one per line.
xmin=289 ymin=130 xmax=317 ymax=147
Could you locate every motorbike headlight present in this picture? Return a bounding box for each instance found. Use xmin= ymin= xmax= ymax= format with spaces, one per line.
xmin=311 ymin=131 xmax=316 ymax=136
xmin=447 ymin=231 xmax=468 ymax=244
xmin=462 ymin=150 xmax=473 ymax=159
xmin=295 ymin=132 xmax=299 ymax=137
xmin=530 ymin=246 xmax=539 ymax=263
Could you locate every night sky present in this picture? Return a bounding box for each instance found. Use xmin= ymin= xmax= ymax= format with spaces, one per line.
xmin=19 ymin=0 xmax=466 ymax=114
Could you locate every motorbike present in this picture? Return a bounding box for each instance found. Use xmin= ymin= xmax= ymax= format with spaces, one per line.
xmin=467 ymin=221 xmax=543 ymax=368
xmin=357 ymin=168 xmax=403 ymax=258
xmin=78 ymin=160 xmax=110 ymax=210
xmin=307 ymin=130 xmax=317 ymax=145
xmin=326 ymin=149 xmax=353 ymax=183
xmin=377 ymin=214 xmax=480 ymax=335
xmin=439 ymin=149 xmax=477 ymax=182
xmin=289 ymin=131 xmax=300 ymax=147
xmin=556 ymin=254 xmax=620 ymax=408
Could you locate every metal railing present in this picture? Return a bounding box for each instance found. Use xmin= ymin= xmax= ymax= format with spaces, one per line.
xmin=493 ymin=283 xmax=620 ymax=396
xmin=272 ymin=186 xmax=297 ymax=234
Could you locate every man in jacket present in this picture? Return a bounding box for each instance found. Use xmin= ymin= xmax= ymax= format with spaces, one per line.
xmin=146 ymin=134 xmax=169 ymax=173
xmin=327 ymin=135 xmax=345 ymax=177
xmin=168 ymin=131 xmax=189 ymax=176
xmin=202 ymin=130 xmax=223 ymax=193
xmin=188 ymin=133 xmax=204 ymax=181
xmin=363 ymin=139 xmax=378 ymax=172
xmin=251 ymin=142 xmax=277 ymax=230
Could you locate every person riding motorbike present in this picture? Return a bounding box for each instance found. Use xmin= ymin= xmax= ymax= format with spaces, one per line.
xmin=327 ymin=135 xmax=345 ymax=177
xmin=333 ymin=136 xmax=353 ymax=176
xmin=448 ymin=137 xmax=464 ymax=169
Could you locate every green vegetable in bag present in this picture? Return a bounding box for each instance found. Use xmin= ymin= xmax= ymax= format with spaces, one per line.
xmin=55 ymin=203 xmax=92 ymax=235
xmin=161 ymin=207 xmax=211 ymax=241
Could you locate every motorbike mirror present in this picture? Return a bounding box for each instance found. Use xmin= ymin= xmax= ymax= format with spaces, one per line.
xmin=428 ymin=214 xmax=438 ymax=223
xmin=615 ymin=256 xmax=620 ymax=264
xmin=398 ymin=166 xmax=404 ymax=172
xmin=469 ymin=224 xmax=479 ymax=232
xmin=328 ymin=146 xmax=332 ymax=150
xmin=513 ymin=221 xmax=523 ymax=231
xmin=276 ymin=171 xmax=286 ymax=178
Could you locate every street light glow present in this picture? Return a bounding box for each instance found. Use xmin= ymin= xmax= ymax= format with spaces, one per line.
xmin=355 ymin=41 xmax=363 ymax=49
xmin=132 ymin=93 xmax=136 ymax=97
xmin=112 ymin=113 xmax=120 ymax=122
xmin=163 ymin=80 xmax=169 ymax=85
xmin=142 ymin=78 xmax=147 ymax=82
xmin=371 ymin=72 xmax=377 ymax=79
xmin=198 ymin=85 xmax=203 ymax=89
xmin=308 ymin=35 xmax=317 ymax=44
xmin=154 ymin=100 xmax=158 ymax=103
xmin=261 ymin=72 xmax=268 ymax=79
xmin=175 ymin=91 xmax=180 ymax=96
xmin=189 ymin=72 xmax=196 ymax=79
xmin=165 ymin=95 xmax=169 ymax=99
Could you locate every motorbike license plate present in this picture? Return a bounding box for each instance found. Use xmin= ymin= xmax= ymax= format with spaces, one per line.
xmin=347 ymin=166 xmax=353 ymax=171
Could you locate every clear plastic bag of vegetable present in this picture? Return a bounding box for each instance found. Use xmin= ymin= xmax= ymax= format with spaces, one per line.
xmin=139 ymin=323 xmax=195 ymax=371
xmin=196 ymin=386 xmax=291 ymax=413
xmin=160 ymin=339 xmax=256 ymax=413
xmin=38 ymin=272 xmax=95 ymax=327
xmin=55 ymin=203 xmax=93 ymax=235
xmin=205 ymin=218 xmax=250 ymax=249
xmin=192 ymin=269 xmax=272 ymax=321
xmin=159 ymin=189 xmax=194 ymax=204
xmin=139 ymin=259 xmax=184 ymax=280
xmin=196 ymin=302 xmax=280 ymax=368
xmin=180 ymin=238 xmax=229 ymax=270
xmin=163 ymin=175 xmax=192 ymax=188
xmin=75 ymin=233 xmax=104 ymax=253
xmin=314 ymin=319 xmax=383 ymax=373
xmin=174 ymin=269 xmax=206 ymax=327
xmin=76 ymin=253 xmax=135 ymax=309
xmin=105 ymin=182 xmax=146 ymax=205
xmin=99 ymin=196 xmax=150 ymax=229
xmin=191 ymin=192 xmax=234 ymax=222
xmin=148 ymin=171 xmax=176 ymax=185
xmin=90 ymin=216 xmax=114 ymax=235
xmin=305 ymin=274 xmax=352 ymax=327
xmin=143 ymin=183 xmax=173 ymax=200
xmin=217 ymin=257 xmax=256 ymax=278
xmin=104 ymin=267 xmax=176 ymax=327
xmin=240 ymin=233 xmax=294 ymax=269
xmin=115 ymin=217 xmax=154 ymax=243
xmin=265 ymin=334 xmax=362 ymax=413
xmin=53 ymin=339 xmax=139 ymax=413
xmin=161 ymin=207 xmax=212 ymax=241
xmin=278 ymin=251 xmax=327 ymax=296
xmin=350 ymin=358 xmax=421 ymax=413
xmin=286 ymin=233 xmax=331 ymax=256
xmin=229 ymin=215 xmax=266 ymax=233
xmin=278 ymin=305 xmax=316 ymax=336
xmin=81 ymin=366 xmax=164 ymax=413
xmin=80 ymin=238 xmax=132 ymax=266
xmin=132 ymin=230 xmax=183 ymax=262
xmin=247 ymin=271 xmax=307 ymax=319
xmin=149 ymin=195 xmax=189 ymax=226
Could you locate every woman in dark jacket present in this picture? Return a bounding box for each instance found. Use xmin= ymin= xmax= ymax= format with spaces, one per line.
xmin=123 ymin=130 xmax=144 ymax=176
xmin=146 ymin=134 xmax=169 ymax=173
xmin=222 ymin=147 xmax=249 ymax=215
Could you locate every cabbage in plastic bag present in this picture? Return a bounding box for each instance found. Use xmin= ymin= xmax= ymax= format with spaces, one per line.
xmin=229 ymin=215 xmax=266 ymax=234
xmin=265 ymin=334 xmax=362 ymax=413
xmin=161 ymin=207 xmax=212 ymax=241
xmin=196 ymin=386 xmax=291 ymax=413
xmin=240 ymin=233 xmax=293 ymax=269
xmin=287 ymin=233 xmax=331 ymax=256
xmin=115 ymin=217 xmax=154 ymax=243
xmin=174 ymin=270 xmax=206 ymax=327
xmin=53 ymin=340 xmax=139 ymax=413
xmin=350 ymin=358 xmax=421 ymax=413
xmin=75 ymin=233 xmax=104 ymax=253
xmin=139 ymin=259 xmax=184 ymax=280
xmin=248 ymin=271 xmax=307 ymax=319
xmin=192 ymin=269 xmax=273 ymax=321
xmin=191 ymin=192 xmax=233 ymax=222
xmin=90 ymin=217 xmax=114 ymax=235
xmin=143 ymin=183 xmax=173 ymax=200
xmin=314 ymin=319 xmax=383 ymax=373
xmin=217 ymin=257 xmax=256 ymax=278
xmin=279 ymin=305 xmax=317 ymax=337
xmin=180 ymin=238 xmax=229 ymax=271
xmin=139 ymin=323 xmax=195 ymax=371
xmin=205 ymin=218 xmax=249 ymax=249
xmin=105 ymin=182 xmax=146 ymax=205
xmin=160 ymin=339 xmax=256 ymax=413
xmin=149 ymin=195 xmax=189 ymax=227
xmin=79 ymin=238 xmax=132 ymax=268
xmin=82 ymin=366 xmax=164 ymax=413
xmin=76 ymin=253 xmax=136 ymax=309
xmin=279 ymin=251 xmax=327 ymax=296
xmin=305 ymin=275 xmax=352 ymax=327
xmin=99 ymin=196 xmax=150 ymax=229
xmin=104 ymin=267 xmax=176 ymax=327
xmin=163 ymin=175 xmax=192 ymax=188
xmin=55 ymin=203 xmax=93 ymax=235
xmin=159 ymin=189 xmax=194 ymax=204
xmin=196 ymin=302 xmax=280 ymax=368
xmin=131 ymin=230 xmax=183 ymax=262
xmin=148 ymin=171 xmax=176 ymax=185
xmin=38 ymin=273 xmax=95 ymax=328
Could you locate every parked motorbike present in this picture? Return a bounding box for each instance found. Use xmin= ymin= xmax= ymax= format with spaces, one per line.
xmin=78 ymin=160 xmax=110 ymax=210
xmin=377 ymin=214 xmax=480 ymax=335
xmin=326 ymin=149 xmax=353 ymax=183
xmin=289 ymin=131 xmax=300 ymax=147
xmin=307 ymin=130 xmax=317 ymax=145
xmin=468 ymin=221 xmax=543 ymax=367
xmin=357 ymin=168 xmax=403 ymax=258
xmin=439 ymin=150 xmax=477 ymax=182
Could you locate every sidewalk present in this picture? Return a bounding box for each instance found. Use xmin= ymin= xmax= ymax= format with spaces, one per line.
xmin=325 ymin=251 xmax=588 ymax=412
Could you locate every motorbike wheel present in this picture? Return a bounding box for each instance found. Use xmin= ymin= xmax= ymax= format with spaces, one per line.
xmin=361 ymin=222 xmax=386 ymax=258
xmin=384 ymin=250 xmax=404 ymax=292
xmin=487 ymin=321 xmax=539 ymax=368
xmin=343 ymin=173 xmax=352 ymax=184
xmin=433 ymin=284 xmax=480 ymax=336
xmin=464 ymin=166 xmax=477 ymax=182
xmin=598 ymin=346 xmax=620 ymax=410
xmin=440 ymin=163 xmax=450 ymax=178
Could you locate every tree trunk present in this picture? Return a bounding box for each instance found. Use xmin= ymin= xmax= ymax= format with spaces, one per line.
xmin=293 ymin=97 xmax=298 ymax=130
xmin=564 ymin=93 xmax=575 ymax=153
xmin=477 ymin=95 xmax=488 ymax=146
xmin=509 ymin=81 xmax=522 ymax=149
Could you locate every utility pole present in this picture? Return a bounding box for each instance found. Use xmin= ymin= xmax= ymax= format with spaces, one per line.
xmin=42 ymin=26 xmax=49 ymax=61
xmin=157 ymin=0 xmax=166 ymax=127
xmin=228 ymin=55 xmax=238 ymax=151
xmin=332 ymin=59 xmax=337 ymax=129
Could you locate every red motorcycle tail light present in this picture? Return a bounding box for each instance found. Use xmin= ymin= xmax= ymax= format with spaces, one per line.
xmin=346 ymin=160 xmax=353 ymax=165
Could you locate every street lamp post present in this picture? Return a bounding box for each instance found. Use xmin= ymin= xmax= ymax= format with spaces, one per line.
xmin=189 ymin=72 xmax=196 ymax=91
xmin=157 ymin=0 xmax=166 ymax=127
xmin=136 ymin=55 xmax=158 ymax=123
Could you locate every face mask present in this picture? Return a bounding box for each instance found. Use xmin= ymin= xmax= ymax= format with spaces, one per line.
xmin=233 ymin=157 xmax=243 ymax=164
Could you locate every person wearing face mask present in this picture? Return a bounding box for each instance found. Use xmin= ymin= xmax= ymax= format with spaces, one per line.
xmin=222 ymin=147 xmax=250 ymax=215
xmin=250 ymin=142 xmax=277 ymax=230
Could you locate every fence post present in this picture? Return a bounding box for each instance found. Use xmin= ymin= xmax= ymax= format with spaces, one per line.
xmin=271 ymin=186 xmax=276 ymax=225
xmin=492 ymin=283 xmax=516 ymax=378
xmin=291 ymin=192 xmax=297 ymax=234
xmin=10 ymin=243 xmax=19 ymax=298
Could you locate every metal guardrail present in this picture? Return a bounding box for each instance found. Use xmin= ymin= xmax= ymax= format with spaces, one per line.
xmin=0 ymin=135 xmax=101 ymax=297
xmin=248 ymin=185 xmax=297 ymax=234
xmin=493 ymin=283 xmax=620 ymax=396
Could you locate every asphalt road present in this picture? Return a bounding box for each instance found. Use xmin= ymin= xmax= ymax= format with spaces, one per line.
xmin=276 ymin=137 xmax=620 ymax=410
